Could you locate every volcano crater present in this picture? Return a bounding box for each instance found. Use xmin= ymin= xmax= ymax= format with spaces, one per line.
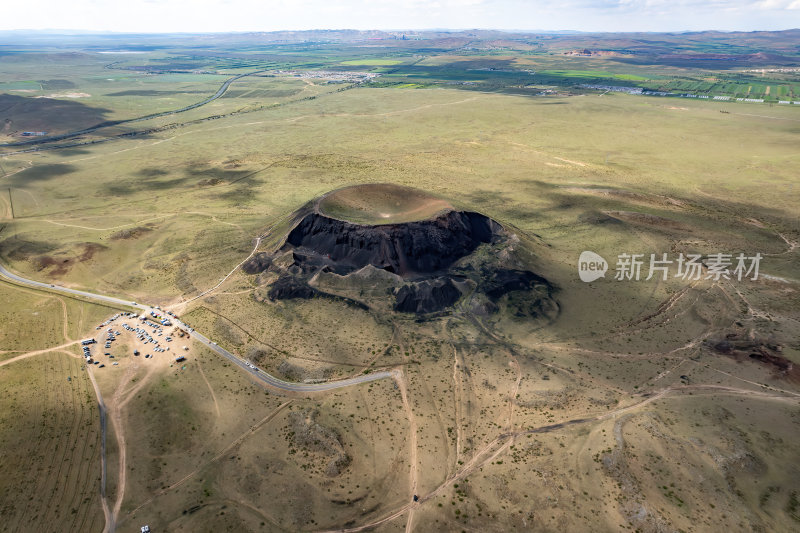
xmin=244 ymin=184 xmax=558 ymax=319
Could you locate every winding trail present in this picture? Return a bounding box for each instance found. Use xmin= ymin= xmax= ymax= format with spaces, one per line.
xmin=86 ymin=366 xmax=112 ymax=533
xmin=331 ymin=383 xmax=800 ymax=532
xmin=507 ymin=358 xmax=522 ymax=432
xmin=169 ymin=235 xmax=262 ymax=312
xmin=58 ymin=296 xmax=71 ymax=342
xmin=122 ymin=401 xmax=292 ymax=522
xmin=167 ymin=209 xmax=293 ymax=314
xmin=39 ymin=214 xmax=172 ymax=232
xmin=0 ymin=340 xmax=80 ymax=367
xmin=106 ymin=365 xmax=141 ymax=531
xmin=392 ymin=369 xmax=419 ymax=533
xmin=34 ymin=210 xmax=245 ymax=235
xmin=196 ymin=358 xmax=221 ymax=418
xmin=451 ymin=345 xmax=464 ymax=461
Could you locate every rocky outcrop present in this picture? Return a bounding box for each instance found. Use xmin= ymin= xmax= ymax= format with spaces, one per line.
xmin=284 ymin=211 xmax=502 ymax=277
xmin=243 ymin=189 xmax=558 ymax=318
xmin=267 ymin=275 xmax=316 ymax=300
xmin=264 ymin=274 xmax=369 ymax=309
xmin=481 ymin=268 xmax=553 ymax=301
xmin=242 ymin=252 xmax=272 ymax=274
xmin=394 ymin=277 xmax=462 ymax=314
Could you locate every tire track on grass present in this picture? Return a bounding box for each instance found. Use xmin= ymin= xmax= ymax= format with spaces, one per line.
xmin=33 ymin=354 xmax=69 ymax=527
xmin=0 ymin=340 xmax=82 ymax=367
xmin=86 ymin=365 xmax=112 ymax=533
xmin=55 ymin=353 xmax=84 ymax=530
xmin=72 ymin=357 xmax=101 ymax=533
xmin=122 ymin=400 xmax=292 ymax=523
xmin=196 ymin=357 xmax=221 ymax=418
xmin=5 ymin=356 xmax=47 ymax=531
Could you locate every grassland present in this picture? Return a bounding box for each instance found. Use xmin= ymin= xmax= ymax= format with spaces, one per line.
xmin=340 ymin=59 xmax=403 ymax=66
xmin=0 ymin=351 xmax=106 ymax=532
xmin=0 ymin=31 xmax=799 ymax=533
xmin=0 ymin=286 xmax=123 ymax=533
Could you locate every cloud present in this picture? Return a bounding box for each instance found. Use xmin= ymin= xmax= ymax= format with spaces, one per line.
xmin=562 ymin=0 xmax=798 ymax=11
xmin=363 ymin=0 xmax=487 ymax=6
xmin=2 ymin=0 xmax=799 ymax=32
xmin=757 ymin=0 xmax=800 ymax=7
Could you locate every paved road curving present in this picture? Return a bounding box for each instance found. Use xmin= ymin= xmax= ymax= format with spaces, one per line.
xmin=0 ymin=263 xmax=392 ymax=392
xmin=0 ymin=264 xmax=144 ymax=308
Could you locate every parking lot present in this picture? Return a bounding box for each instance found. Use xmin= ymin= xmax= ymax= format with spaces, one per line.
xmin=81 ymin=309 xmax=192 ymax=370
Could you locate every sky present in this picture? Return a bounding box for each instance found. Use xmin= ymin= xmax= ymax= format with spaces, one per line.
xmin=3 ymin=0 xmax=800 ymax=33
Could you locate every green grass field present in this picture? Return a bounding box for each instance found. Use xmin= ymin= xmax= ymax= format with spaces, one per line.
xmin=340 ymin=58 xmax=403 ymax=66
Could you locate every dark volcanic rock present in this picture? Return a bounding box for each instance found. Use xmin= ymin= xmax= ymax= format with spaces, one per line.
xmin=478 ymin=267 xmax=559 ymax=321
xmin=244 ymin=193 xmax=557 ymax=318
xmin=285 ymin=211 xmax=501 ymax=277
xmin=482 ymin=268 xmax=553 ymax=300
xmin=394 ymin=278 xmax=462 ymax=314
xmin=713 ymin=340 xmax=733 ymax=354
xmin=266 ymin=274 xmax=369 ymax=309
xmin=267 ymin=276 xmax=317 ymax=300
xmin=242 ymin=252 xmax=272 ymax=274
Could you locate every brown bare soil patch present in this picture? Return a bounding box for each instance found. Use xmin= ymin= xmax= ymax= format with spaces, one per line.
xmin=707 ymin=332 xmax=799 ymax=381
xmin=33 ymin=242 xmax=107 ymax=275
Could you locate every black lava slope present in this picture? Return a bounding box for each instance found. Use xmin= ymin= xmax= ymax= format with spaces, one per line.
xmin=244 ymin=201 xmax=557 ymax=318
xmin=394 ymin=278 xmax=462 ymax=314
xmin=284 ymin=211 xmax=502 ymax=277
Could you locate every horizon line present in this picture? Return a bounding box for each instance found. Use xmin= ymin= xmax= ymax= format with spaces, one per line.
xmin=1 ymin=27 xmax=799 ymax=36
